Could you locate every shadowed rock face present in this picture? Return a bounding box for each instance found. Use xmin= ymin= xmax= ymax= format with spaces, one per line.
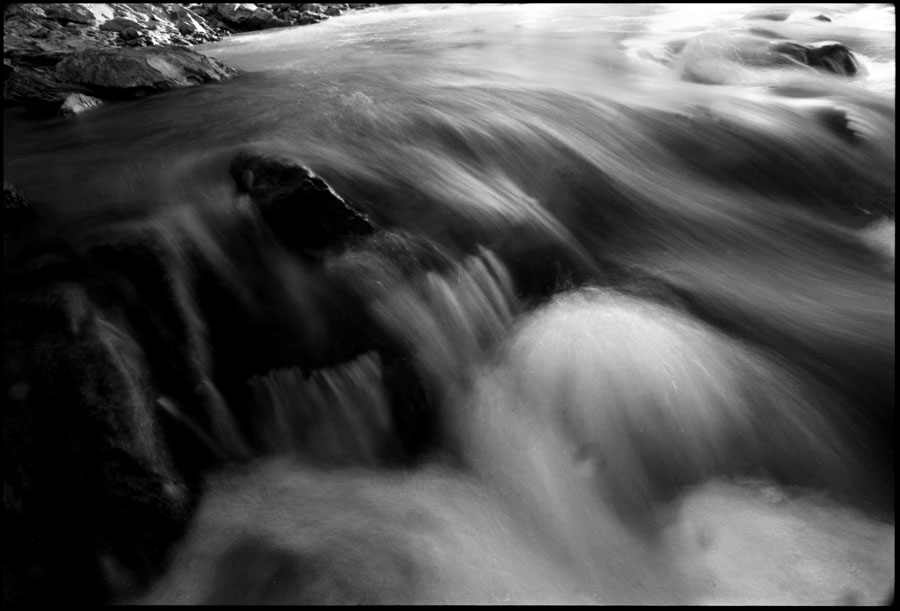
xmin=230 ymin=153 xmax=375 ymax=258
xmin=3 ymin=3 xmax=377 ymax=116
xmin=3 ymin=279 xmax=192 ymax=605
xmin=773 ymin=40 xmax=861 ymax=76
xmin=3 ymin=181 xmax=37 ymax=233
xmin=1 ymin=173 xmax=439 ymax=604
xmin=55 ymin=47 xmax=239 ymax=98
xmin=4 ymin=45 xmax=239 ymax=115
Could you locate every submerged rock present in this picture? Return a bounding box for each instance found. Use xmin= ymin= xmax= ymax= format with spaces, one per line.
xmin=98 ymin=17 xmax=143 ymax=33
xmin=3 ymin=277 xmax=192 ymax=605
xmin=4 ymin=2 xmax=378 ymax=117
xmin=772 ymin=40 xmax=861 ymax=76
xmin=44 ymin=3 xmax=98 ymax=26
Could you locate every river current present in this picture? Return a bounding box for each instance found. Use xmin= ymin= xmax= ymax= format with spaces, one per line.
xmin=3 ymin=3 xmax=895 ymax=605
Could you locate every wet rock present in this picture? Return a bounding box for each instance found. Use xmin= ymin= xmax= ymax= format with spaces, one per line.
xmin=3 ymin=181 xmax=37 ymax=232
xmin=44 ymin=3 xmax=97 ymax=26
xmin=215 ymin=3 xmax=258 ymax=24
xmin=58 ymin=91 xmax=104 ymax=116
xmin=296 ymin=10 xmax=328 ymax=25
xmin=3 ymin=278 xmax=192 ymax=605
xmin=787 ymin=41 xmax=861 ymax=76
xmin=55 ymin=47 xmax=239 ymax=98
xmin=744 ymin=9 xmax=791 ymax=22
xmin=230 ymin=152 xmax=375 ymax=256
xmin=245 ymin=7 xmax=291 ymax=30
xmin=98 ymin=17 xmax=142 ymax=33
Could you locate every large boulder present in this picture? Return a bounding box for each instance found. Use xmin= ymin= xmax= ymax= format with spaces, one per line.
xmin=55 ymin=47 xmax=239 ymax=97
xmin=674 ymin=32 xmax=865 ymax=85
xmin=3 ymin=277 xmax=192 ymax=605
xmin=3 ymin=4 xmax=235 ymax=115
xmin=43 ymin=3 xmax=97 ymax=26
xmin=230 ymin=152 xmax=375 ymax=256
xmin=4 ymin=61 xmax=92 ymax=113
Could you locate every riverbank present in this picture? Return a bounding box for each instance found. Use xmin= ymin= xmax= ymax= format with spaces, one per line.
xmin=3 ymin=3 xmax=377 ymax=116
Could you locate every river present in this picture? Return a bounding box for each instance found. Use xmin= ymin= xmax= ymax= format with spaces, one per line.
xmin=3 ymin=3 xmax=895 ymax=605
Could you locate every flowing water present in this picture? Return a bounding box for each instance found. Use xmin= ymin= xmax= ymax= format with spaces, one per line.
xmin=3 ymin=3 xmax=895 ymax=605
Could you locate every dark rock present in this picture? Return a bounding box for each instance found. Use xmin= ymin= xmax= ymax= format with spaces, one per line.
xmin=58 ymin=91 xmax=104 ymax=116
xmin=120 ymin=27 xmax=142 ymax=41
xmin=3 ymin=181 xmax=37 ymax=232
xmin=3 ymin=278 xmax=192 ymax=605
xmin=804 ymin=41 xmax=860 ymax=76
xmin=99 ymin=17 xmax=143 ymax=33
xmin=55 ymin=47 xmax=239 ymax=98
xmin=745 ymin=9 xmax=791 ymax=21
xmin=123 ymin=37 xmax=147 ymax=48
xmin=771 ymin=40 xmax=861 ymax=76
xmin=230 ymin=152 xmax=375 ymax=256
xmin=245 ymin=7 xmax=290 ymax=30
xmin=3 ymin=62 xmax=93 ymax=114
xmin=5 ymin=4 xmax=48 ymax=20
xmin=4 ymin=40 xmax=75 ymax=66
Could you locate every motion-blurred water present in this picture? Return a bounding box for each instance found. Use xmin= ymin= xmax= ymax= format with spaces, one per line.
xmin=4 ymin=3 xmax=894 ymax=605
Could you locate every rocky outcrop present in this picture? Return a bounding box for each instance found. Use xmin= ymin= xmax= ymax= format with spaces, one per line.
xmin=4 ymin=3 xmax=379 ymax=117
xmin=5 ymin=45 xmax=238 ymax=114
xmin=770 ymin=40 xmax=861 ymax=76
xmin=4 ymin=4 xmax=232 ymax=115
xmin=56 ymin=47 xmax=239 ymax=97
xmin=2 ymin=191 xmax=260 ymax=603
xmin=3 ymin=275 xmax=193 ymax=605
